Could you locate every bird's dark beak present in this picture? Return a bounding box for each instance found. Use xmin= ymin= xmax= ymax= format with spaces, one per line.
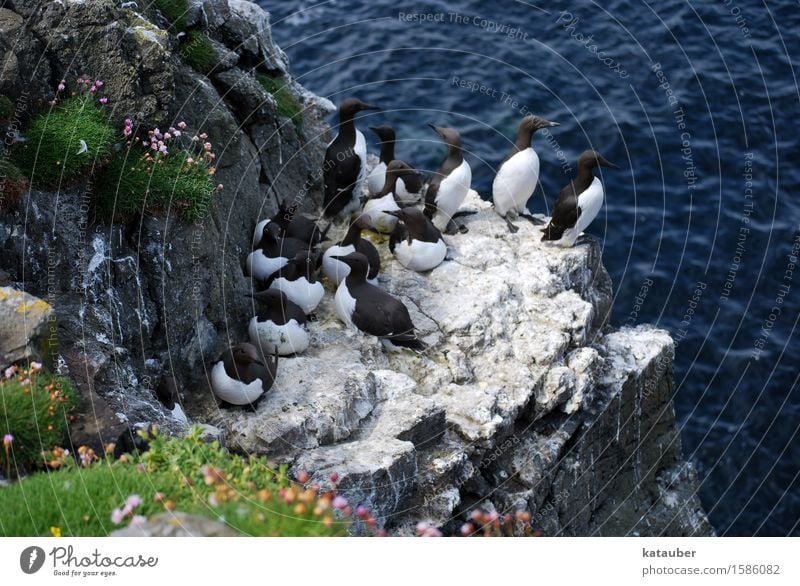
xmin=369 ymin=126 xmax=379 ymax=132
xmin=244 ymin=293 xmax=254 ymax=298
xmin=428 ymin=123 xmax=439 ymax=133
xmin=385 ymin=210 xmax=401 ymax=218
xmin=252 ymin=359 xmax=264 ymax=367
xmin=330 ymin=255 xmax=343 ymax=261
xmin=601 ymin=158 xmax=619 ymax=169
xmin=360 ymin=103 xmax=380 ymax=111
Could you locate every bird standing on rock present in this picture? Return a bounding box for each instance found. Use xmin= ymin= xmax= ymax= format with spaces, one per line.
xmin=541 ymin=150 xmax=618 ymax=247
xmin=210 ymin=343 xmax=277 ymax=408
xmin=323 ymin=98 xmax=380 ymax=218
xmin=387 ymin=207 xmax=447 ymax=272
xmin=424 ymin=125 xmax=472 ymax=235
xmin=492 ymin=115 xmax=559 ymax=233
xmin=322 ymin=213 xmax=380 ymax=285
xmin=247 ymin=222 xmax=309 ymax=282
xmin=332 ymin=252 xmax=425 ymax=352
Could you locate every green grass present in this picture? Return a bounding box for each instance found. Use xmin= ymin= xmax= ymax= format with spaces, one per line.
xmin=0 ymin=95 xmax=13 ymax=119
xmin=147 ymin=0 xmax=188 ymax=32
xmin=258 ymin=74 xmax=304 ymax=133
xmin=94 ymin=148 xmax=216 ymax=221
xmin=14 ymin=97 xmax=114 ymax=187
xmin=180 ymin=30 xmax=218 ymax=75
xmin=0 ymin=428 xmax=349 ymax=537
xmin=0 ymin=366 xmax=77 ymax=475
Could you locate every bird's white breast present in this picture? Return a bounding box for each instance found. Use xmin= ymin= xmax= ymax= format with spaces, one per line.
xmin=210 ymin=361 xmax=264 ymax=406
xmin=270 ymin=277 xmax=324 ymax=314
xmin=394 ymin=238 xmax=447 ymax=272
xmin=492 ymin=148 xmax=540 ymax=216
xmin=334 ymin=282 xmax=357 ymax=328
xmin=575 ymin=177 xmax=604 ymax=234
xmin=253 ymin=218 xmax=270 ymax=248
xmin=366 ymin=161 xmax=386 ymax=195
xmin=363 ymin=193 xmax=400 ymax=233
xmin=435 ymin=159 xmax=472 ymax=221
xmin=322 ymin=244 xmax=356 ymax=285
xmin=246 ymin=250 xmax=289 ymax=281
xmin=248 ymin=317 xmax=309 ymax=355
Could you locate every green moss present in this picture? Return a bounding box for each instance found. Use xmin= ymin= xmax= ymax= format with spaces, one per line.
xmin=258 ymin=74 xmax=304 ymax=134
xmin=0 ymin=95 xmax=13 ymax=119
xmin=94 ymin=147 xmax=216 ymax=221
xmin=0 ymin=367 xmax=77 ymax=475
xmin=147 ymin=0 xmax=188 ymax=32
xmin=0 ymin=159 xmax=24 ymax=183
xmin=179 ymin=30 xmax=218 ymax=75
xmin=0 ymin=428 xmax=349 ymax=537
xmin=14 ymin=97 xmax=114 ymax=187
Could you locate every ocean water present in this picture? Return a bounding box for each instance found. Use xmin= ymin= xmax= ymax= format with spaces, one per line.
xmin=259 ymin=0 xmax=800 ymax=536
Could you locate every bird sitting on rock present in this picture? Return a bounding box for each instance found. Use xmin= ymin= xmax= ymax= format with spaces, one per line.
xmin=322 ymin=213 xmax=380 ymax=285
xmin=366 ymin=126 xmax=424 ymax=203
xmin=210 ymin=343 xmax=277 ymax=408
xmin=247 ymin=222 xmax=308 ymax=282
xmin=363 ymin=160 xmax=418 ymax=234
xmin=247 ymin=289 xmax=310 ymax=356
xmin=387 ymin=207 xmax=447 ymax=272
xmin=266 ymin=249 xmax=325 ymax=315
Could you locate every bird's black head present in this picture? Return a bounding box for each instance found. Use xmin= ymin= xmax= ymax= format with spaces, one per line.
xmin=330 ymin=251 xmax=370 ymax=276
xmin=339 ymin=98 xmax=380 ymax=120
xmin=578 ymin=150 xmax=619 ymax=169
xmin=519 ymin=114 xmax=559 ymax=134
xmin=226 ymin=343 xmax=264 ymax=367
xmin=386 ymin=206 xmax=425 ymax=225
xmin=369 ymin=125 xmax=395 ymax=143
xmin=428 ymin=124 xmax=463 ymax=149
xmin=246 ymin=288 xmax=287 ymax=307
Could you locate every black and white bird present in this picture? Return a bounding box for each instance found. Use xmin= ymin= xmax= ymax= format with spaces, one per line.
xmin=541 ymin=150 xmax=618 ymax=247
xmin=247 ymin=289 xmax=310 ymax=356
xmin=154 ymin=373 xmax=188 ymax=425
xmin=210 ymin=343 xmax=277 ymax=408
xmin=267 ymin=249 xmax=325 ymax=314
xmin=492 ymin=115 xmax=559 ymax=233
xmin=254 ymin=195 xmax=328 ymax=248
xmin=366 ymin=126 xmax=424 ymax=202
xmin=363 ymin=160 xmax=419 ymax=234
xmin=332 ymin=252 xmax=425 ymax=352
xmin=387 ymin=207 xmax=447 ymax=272
xmin=322 ymin=213 xmax=380 ymax=285
xmin=323 ymin=98 xmax=380 ymax=218
xmin=247 ymin=222 xmax=308 ymax=281
xmin=424 ymin=125 xmax=472 ymax=234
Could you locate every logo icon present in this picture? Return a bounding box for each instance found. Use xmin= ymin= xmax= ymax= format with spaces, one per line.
xmin=20 ymin=546 xmax=46 ymax=574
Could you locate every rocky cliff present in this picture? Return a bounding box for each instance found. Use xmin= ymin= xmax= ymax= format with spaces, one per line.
xmin=0 ymin=0 xmax=710 ymax=535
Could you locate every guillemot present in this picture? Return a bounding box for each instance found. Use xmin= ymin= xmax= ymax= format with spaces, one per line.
xmin=247 ymin=289 xmax=310 ymax=356
xmin=424 ymin=125 xmax=472 ymax=234
xmin=322 ymin=213 xmax=380 ymax=285
xmin=210 ymin=343 xmax=277 ymax=408
xmin=366 ymin=126 xmax=423 ymax=202
xmin=387 ymin=207 xmax=447 ymax=272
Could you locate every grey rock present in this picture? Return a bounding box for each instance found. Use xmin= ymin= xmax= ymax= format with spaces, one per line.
xmin=0 ymin=287 xmax=56 ymax=368
xmin=111 ymin=512 xmax=239 ymax=536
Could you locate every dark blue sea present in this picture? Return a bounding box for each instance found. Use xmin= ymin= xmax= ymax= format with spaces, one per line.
xmin=259 ymin=0 xmax=800 ymax=536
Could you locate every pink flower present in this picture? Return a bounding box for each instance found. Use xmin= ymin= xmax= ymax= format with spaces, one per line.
xmin=95 ymin=80 xmax=104 ymax=87
xmin=332 ymin=496 xmax=348 ymax=510
xmin=163 ymin=133 xmax=171 ymax=140
xmin=110 ymin=508 xmax=125 ymax=524
xmin=199 ymin=132 xmax=208 ymax=139
xmin=177 ymin=121 xmax=187 ymax=129
xmin=57 ymin=82 xmax=65 ymax=92
xmin=217 ymin=184 xmax=223 ymax=190
xmin=130 ymin=515 xmax=146 ymax=526
xmin=172 ymin=130 xmax=181 ymax=137
xmin=356 ymin=505 xmax=369 ymax=520
xmin=89 ymin=85 xmax=97 ymax=93
xmin=77 ymin=77 xmax=85 ymax=85
xmin=125 ymin=494 xmax=142 ymax=509
xmin=30 ymin=361 xmax=42 ymax=372
xmin=99 ymin=97 xmax=108 ymax=104
xmin=137 ymin=463 xmax=146 ymax=472
xmin=295 ymin=470 xmax=310 ymax=483
xmin=329 ymin=472 xmax=339 ymax=483
xmin=3 ymin=434 xmax=13 ymax=447
xmin=3 ymin=366 xmax=16 ymax=379
xmin=159 ymin=145 xmax=168 ymax=155
xmin=460 ymin=523 xmax=474 ymax=536
xmin=185 ymin=157 xmax=194 ymax=165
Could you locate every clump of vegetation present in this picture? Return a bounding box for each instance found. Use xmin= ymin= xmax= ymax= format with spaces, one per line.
xmin=0 ymin=363 xmax=77 ymax=476
xmin=146 ymin=0 xmax=188 ymax=32
xmin=179 ymin=30 xmax=218 ymax=75
xmin=0 ymin=160 xmax=27 ymax=211
xmin=0 ymin=427 xmax=378 ymax=537
xmin=14 ymin=78 xmax=114 ymax=187
xmin=258 ymin=74 xmax=304 ymax=133
xmin=457 ymin=508 xmax=538 ymax=537
xmin=94 ymin=120 xmax=221 ymax=221
xmin=0 ymin=95 xmax=14 ymax=120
